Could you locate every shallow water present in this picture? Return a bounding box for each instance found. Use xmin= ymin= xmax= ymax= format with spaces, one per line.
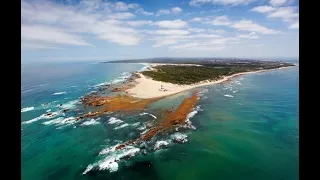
xmin=21 ymin=62 xmax=299 ymax=180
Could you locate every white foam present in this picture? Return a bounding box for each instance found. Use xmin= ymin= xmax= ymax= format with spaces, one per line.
xmin=60 ymin=100 xmax=79 ymax=109
xmin=171 ymin=133 xmax=188 ymax=143
xmin=94 ymin=82 xmax=109 ymax=88
xmin=114 ymin=123 xmax=129 ymax=130
xmin=53 ymin=91 xmax=67 ymax=95
xmin=42 ymin=117 xmax=65 ymax=125
xmin=81 ymin=118 xmax=100 ymax=126
xmin=149 ymin=114 xmax=157 ymax=119
xmin=98 ymin=159 xmax=119 ymax=172
xmin=183 ymin=106 xmax=201 ymax=130
xmin=82 ymin=165 xmax=94 ymax=175
xmin=58 ymin=117 xmax=76 ymax=125
xmin=232 ymin=90 xmax=238 ymax=93
xmin=42 ymin=116 xmax=76 ymax=126
xmin=154 ymin=141 xmax=169 ymax=150
xmin=23 ymin=111 xmax=64 ymax=124
xmin=84 ymin=145 xmax=140 ymax=174
xmin=111 ymin=72 xmax=131 ymax=84
xmin=22 ymin=116 xmax=42 ymax=124
xmin=198 ymin=89 xmax=209 ymax=96
xmin=131 ymin=122 xmax=140 ymax=127
xmin=140 ymin=129 xmax=148 ymax=135
xmin=140 ymin=112 xmax=157 ymax=119
xmin=139 ymin=112 xmax=148 ymax=116
xmin=99 ymin=145 xmax=118 ymax=155
xmin=187 ymin=106 xmax=201 ymax=120
xmin=46 ymin=109 xmax=51 ymax=112
xmin=224 ymin=94 xmax=234 ymax=98
xmin=138 ymin=63 xmax=150 ymax=72
xmin=107 ymin=117 xmax=123 ymax=124
xmin=137 ymin=124 xmax=147 ymax=131
xmin=21 ymin=107 xmax=34 ymax=113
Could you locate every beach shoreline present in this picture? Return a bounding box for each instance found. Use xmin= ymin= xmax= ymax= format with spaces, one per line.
xmin=126 ymin=63 xmax=295 ymax=99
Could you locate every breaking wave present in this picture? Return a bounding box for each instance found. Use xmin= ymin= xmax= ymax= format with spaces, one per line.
xmin=83 ymin=145 xmax=140 ymax=174
xmin=22 ymin=111 xmax=65 ymax=124
xmin=42 ymin=116 xmax=76 ymax=127
xmin=154 ymin=140 xmax=169 ymax=151
xmin=139 ymin=112 xmax=157 ymax=119
xmin=53 ymin=91 xmax=67 ymax=95
xmin=81 ymin=118 xmax=100 ymax=126
xmin=114 ymin=123 xmax=129 ymax=130
xmin=107 ymin=117 xmax=123 ymax=124
xmin=21 ymin=107 xmax=34 ymax=113
xmin=224 ymin=94 xmax=234 ymax=98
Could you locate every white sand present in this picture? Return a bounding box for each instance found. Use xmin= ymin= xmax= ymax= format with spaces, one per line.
xmin=127 ymin=64 xmax=294 ymax=99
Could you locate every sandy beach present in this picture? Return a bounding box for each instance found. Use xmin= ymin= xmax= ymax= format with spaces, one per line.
xmin=127 ymin=64 xmax=294 ymax=99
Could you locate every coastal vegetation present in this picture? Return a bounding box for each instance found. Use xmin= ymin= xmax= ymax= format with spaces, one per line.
xmin=141 ymin=62 xmax=294 ymax=85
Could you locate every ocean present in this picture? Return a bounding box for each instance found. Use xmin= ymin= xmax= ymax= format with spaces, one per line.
xmin=21 ymin=61 xmax=299 ymax=180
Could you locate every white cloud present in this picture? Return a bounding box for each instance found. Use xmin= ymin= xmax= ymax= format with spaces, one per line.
xmin=126 ymin=20 xmax=153 ymax=27
xmin=98 ymin=32 xmax=140 ymax=45
xmin=21 ymin=25 xmax=92 ymax=46
xmin=231 ymin=20 xmax=281 ymax=34
xmin=153 ymin=29 xmax=190 ymax=35
xmin=156 ymin=9 xmax=171 ymax=16
xmin=21 ymin=0 xmax=142 ymax=49
xmin=237 ymin=32 xmax=260 ymax=39
xmin=114 ymin=2 xmax=139 ymax=11
xmin=189 ymin=0 xmax=255 ymax=7
xmin=211 ymin=16 xmax=232 ymax=26
xmin=169 ymin=42 xmax=226 ymax=51
xmin=207 ymin=29 xmax=226 ymax=34
xmin=269 ymin=0 xmax=288 ymax=7
xmin=156 ymin=7 xmax=182 ymax=16
xmin=153 ymin=19 xmax=188 ymax=29
xmin=288 ymin=22 xmax=299 ymax=29
xmin=251 ymin=5 xmax=299 ymax=28
xmin=172 ymin=7 xmax=183 ymax=13
xmin=109 ymin=12 xmax=136 ymax=20
xmin=251 ymin=6 xmax=276 ymax=13
xmin=267 ymin=6 xmax=299 ymax=22
xmin=189 ymin=17 xmax=203 ymax=22
xmin=136 ymin=9 xmax=154 ymax=16
xmin=200 ymin=15 xmax=280 ymax=35
xmin=188 ymin=28 xmax=206 ymax=33
xmin=21 ymin=42 xmax=61 ymax=50
xmin=153 ymin=39 xmax=179 ymax=47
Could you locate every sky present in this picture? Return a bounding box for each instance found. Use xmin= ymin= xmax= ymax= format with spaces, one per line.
xmin=21 ymin=0 xmax=299 ymax=62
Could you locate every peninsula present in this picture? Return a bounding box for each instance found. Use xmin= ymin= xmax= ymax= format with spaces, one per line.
xmin=104 ymin=59 xmax=295 ymax=99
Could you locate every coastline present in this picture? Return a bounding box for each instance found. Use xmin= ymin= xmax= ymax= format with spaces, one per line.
xmin=127 ymin=64 xmax=295 ymax=99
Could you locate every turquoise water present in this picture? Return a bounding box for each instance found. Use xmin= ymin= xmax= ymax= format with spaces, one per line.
xmin=21 ymin=62 xmax=299 ymax=180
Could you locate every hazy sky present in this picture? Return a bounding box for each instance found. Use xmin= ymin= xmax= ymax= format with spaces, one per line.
xmin=21 ymin=0 xmax=299 ymax=62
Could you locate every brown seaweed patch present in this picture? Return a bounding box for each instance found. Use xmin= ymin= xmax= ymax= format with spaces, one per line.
xmin=115 ymin=92 xmax=199 ymax=149
xmin=78 ymin=94 xmax=161 ymax=119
